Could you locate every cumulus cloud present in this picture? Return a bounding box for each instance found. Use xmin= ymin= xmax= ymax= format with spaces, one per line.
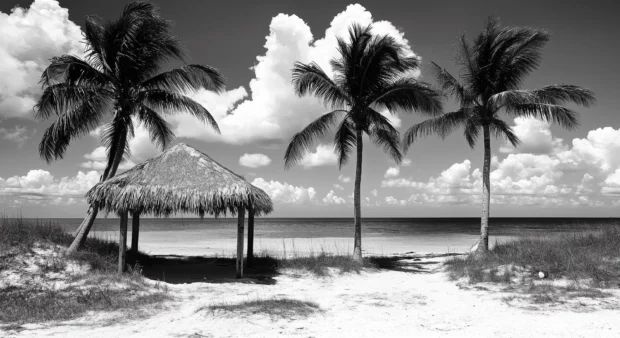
xmin=251 ymin=177 xmax=316 ymax=204
xmin=381 ymin=126 xmax=620 ymax=207
xmin=299 ymin=144 xmax=338 ymax=168
xmin=0 ymin=0 xmax=83 ymax=119
xmin=401 ymin=159 xmax=412 ymax=166
xmin=239 ymin=153 xmax=271 ymax=168
xmin=82 ymin=119 xmax=162 ymax=171
xmin=499 ymin=118 xmax=565 ymax=154
xmin=384 ymin=167 xmax=399 ymax=178
xmin=323 ymin=190 xmax=347 ymax=205
xmin=338 ymin=175 xmax=351 ymax=183
xmin=166 ymin=4 xmax=418 ymax=145
xmin=0 ymin=169 xmax=99 ymax=205
xmin=0 ymin=125 xmax=31 ymax=146
xmin=333 ymin=184 xmax=344 ymax=190
xmin=371 ymin=189 xmax=378 ymax=197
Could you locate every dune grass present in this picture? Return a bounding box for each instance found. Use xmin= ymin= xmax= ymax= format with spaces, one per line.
xmin=444 ymin=225 xmax=620 ymax=288
xmin=0 ymin=216 xmax=170 ymax=326
xmin=202 ymin=298 xmax=321 ymax=319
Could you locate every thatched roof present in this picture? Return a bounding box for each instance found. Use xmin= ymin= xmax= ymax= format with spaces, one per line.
xmin=86 ymin=143 xmax=273 ymax=217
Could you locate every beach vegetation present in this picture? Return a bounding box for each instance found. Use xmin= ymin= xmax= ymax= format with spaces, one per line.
xmin=0 ymin=216 xmax=170 ymax=325
xmin=444 ymin=225 xmax=620 ymax=288
xmin=402 ymin=17 xmax=596 ymax=253
xmin=34 ymin=1 xmax=226 ymax=253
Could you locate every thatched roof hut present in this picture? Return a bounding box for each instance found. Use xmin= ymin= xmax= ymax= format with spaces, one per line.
xmin=85 ymin=143 xmax=273 ymax=278
xmin=86 ymin=143 xmax=272 ymax=217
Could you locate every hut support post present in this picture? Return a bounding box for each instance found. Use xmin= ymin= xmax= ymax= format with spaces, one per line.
xmin=236 ymin=206 xmax=245 ymax=279
xmin=118 ymin=211 xmax=128 ymax=274
xmin=247 ymin=205 xmax=254 ymax=269
xmin=131 ymin=211 xmax=140 ymax=257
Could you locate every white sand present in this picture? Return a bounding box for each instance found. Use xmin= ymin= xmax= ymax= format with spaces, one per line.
xmin=6 ymin=255 xmax=620 ymax=338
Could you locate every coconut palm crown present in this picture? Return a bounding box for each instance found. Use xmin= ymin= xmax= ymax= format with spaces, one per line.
xmin=35 ymin=2 xmax=225 ymax=252
xmin=402 ymin=17 xmax=595 ymax=253
xmin=284 ymin=24 xmax=443 ymax=261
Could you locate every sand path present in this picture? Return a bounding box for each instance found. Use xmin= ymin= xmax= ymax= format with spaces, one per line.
xmin=8 ymin=256 xmax=620 ymax=338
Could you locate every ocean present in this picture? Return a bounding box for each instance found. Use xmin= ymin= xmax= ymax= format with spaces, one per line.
xmin=35 ymin=217 xmax=620 ymax=256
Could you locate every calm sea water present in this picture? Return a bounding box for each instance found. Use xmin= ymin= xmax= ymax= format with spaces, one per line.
xmin=32 ymin=217 xmax=620 ymax=256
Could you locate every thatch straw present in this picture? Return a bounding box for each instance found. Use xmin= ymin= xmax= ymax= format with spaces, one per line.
xmin=86 ymin=143 xmax=273 ymax=217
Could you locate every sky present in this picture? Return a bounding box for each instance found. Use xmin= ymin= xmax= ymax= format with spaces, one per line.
xmin=1 ymin=0 xmax=620 ymax=218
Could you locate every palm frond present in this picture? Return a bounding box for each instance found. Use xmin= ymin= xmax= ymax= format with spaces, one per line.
xmin=291 ymin=62 xmax=349 ymax=108
xmin=102 ymin=114 xmax=133 ymax=167
xmin=428 ymin=62 xmax=471 ymax=105
xmin=283 ymin=110 xmax=346 ymax=169
xmin=40 ymin=55 xmax=109 ymax=87
xmin=35 ymin=84 xmax=109 ymax=120
xmin=368 ymin=78 xmax=443 ymax=116
xmin=38 ymin=95 xmax=112 ymax=162
xmin=141 ymin=64 xmax=225 ymax=94
xmin=141 ymin=89 xmax=220 ymax=133
xmin=489 ymin=118 xmax=520 ymax=147
xmin=506 ymin=103 xmax=579 ymax=130
xmin=137 ymin=105 xmax=174 ymax=150
xmin=464 ymin=118 xmax=481 ymax=149
xmin=402 ymin=109 xmax=469 ymax=152
xmin=333 ymin=116 xmax=357 ymax=169
xmin=366 ymin=109 xmax=402 ymax=163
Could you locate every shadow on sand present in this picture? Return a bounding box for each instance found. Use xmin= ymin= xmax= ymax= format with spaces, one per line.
xmin=128 ymin=254 xmax=280 ymax=285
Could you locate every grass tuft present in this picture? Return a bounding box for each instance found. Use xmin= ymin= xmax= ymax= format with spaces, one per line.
xmin=444 ymin=225 xmax=620 ymax=288
xmin=202 ymin=298 xmax=321 ymax=319
xmin=0 ymin=216 xmax=170 ymax=325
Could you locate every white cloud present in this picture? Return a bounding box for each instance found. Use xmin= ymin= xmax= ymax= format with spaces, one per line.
xmin=338 ymin=175 xmax=351 ymax=183
xmin=333 ymin=184 xmax=344 ymax=190
xmin=82 ymin=119 xmax=163 ymax=171
xmin=0 ymin=169 xmax=99 ymax=204
xmin=0 ymin=125 xmax=31 ymax=146
xmin=0 ymin=0 xmax=83 ymax=119
xmin=251 ymin=178 xmax=316 ymax=204
xmin=323 ymin=190 xmax=347 ymax=205
xmin=384 ymin=166 xmax=400 ymax=178
xmin=165 ymin=4 xmax=418 ymax=145
xmin=370 ymin=189 xmax=378 ymax=197
xmin=499 ymin=117 xmax=565 ymax=154
xmin=385 ymin=196 xmax=407 ymax=206
xmin=381 ymin=126 xmax=620 ymax=207
xmin=402 ymin=159 xmax=412 ymax=166
xmin=299 ymin=144 xmax=337 ymax=168
xmin=239 ymin=153 xmax=272 ymax=168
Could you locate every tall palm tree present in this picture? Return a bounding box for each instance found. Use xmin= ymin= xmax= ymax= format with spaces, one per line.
xmin=35 ymin=2 xmax=225 ymax=252
xmin=284 ymin=24 xmax=442 ymax=261
xmin=403 ymin=18 xmax=595 ymax=254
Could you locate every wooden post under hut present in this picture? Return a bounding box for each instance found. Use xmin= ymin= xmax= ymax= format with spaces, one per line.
xmin=247 ymin=204 xmax=255 ymax=269
xmin=83 ymin=143 xmax=273 ymax=276
xmin=131 ymin=210 xmax=140 ymax=257
xmin=118 ymin=210 xmax=128 ymax=274
xmin=236 ymin=206 xmax=245 ymax=279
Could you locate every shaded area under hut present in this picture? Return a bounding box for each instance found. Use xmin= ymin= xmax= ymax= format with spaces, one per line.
xmin=85 ymin=143 xmax=273 ymax=278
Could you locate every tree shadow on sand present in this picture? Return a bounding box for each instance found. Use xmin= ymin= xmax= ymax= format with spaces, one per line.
xmin=129 ymin=254 xmax=280 ymax=285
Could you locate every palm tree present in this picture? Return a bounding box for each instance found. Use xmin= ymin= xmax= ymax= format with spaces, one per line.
xmin=35 ymin=2 xmax=225 ymax=252
xmin=284 ymin=24 xmax=442 ymax=261
xmin=402 ymin=18 xmax=595 ymax=254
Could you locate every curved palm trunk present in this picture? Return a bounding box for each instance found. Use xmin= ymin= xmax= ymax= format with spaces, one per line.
xmin=68 ymin=131 xmax=127 ymax=253
xmin=476 ymin=125 xmax=491 ymax=254
xmin=352 ymin=129 xmax=363 ymax=261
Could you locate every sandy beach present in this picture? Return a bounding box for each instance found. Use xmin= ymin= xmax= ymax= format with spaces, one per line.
xmin=6 ymin=253 xmax=620 ymax=338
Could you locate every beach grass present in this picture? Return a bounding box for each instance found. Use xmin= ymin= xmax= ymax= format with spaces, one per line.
xmin=0 ymin=216 xmax=170 ymax=325
xmin=201 ymin=297 xmax=321 ymax=318
xmin=444 ymin=224 xmax=620 ymax=288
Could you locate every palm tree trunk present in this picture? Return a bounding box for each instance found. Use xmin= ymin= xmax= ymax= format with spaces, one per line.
xmin=476 ymin=125 xmax=492 ymax=254
xmin=68 ymin=132 xmax=127 ymax=253
xmin=352 ymin=129 xmax=363 ymax=261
